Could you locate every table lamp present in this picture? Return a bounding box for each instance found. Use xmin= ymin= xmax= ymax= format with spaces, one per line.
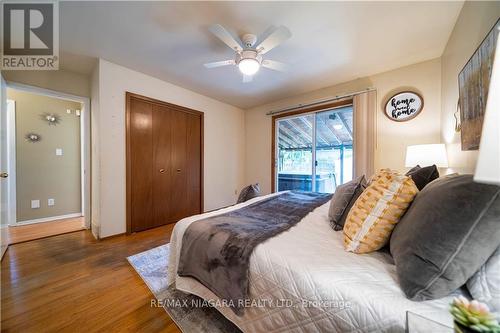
xmin=405 ymin=144 xmax=449 ymax=168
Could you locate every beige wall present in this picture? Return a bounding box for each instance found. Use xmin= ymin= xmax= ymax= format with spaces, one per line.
xmin=440 ymin=1 xmax=500 ymax=174
xmin=8 ymin=89 xmax=82 ymax=222
xmin=93 ymin=59 xmax=246 ymax=237
xmin=245 ymin=59 xmax=442 ymax=194
xmin=2 ymin=69 xmax=90 ymax=98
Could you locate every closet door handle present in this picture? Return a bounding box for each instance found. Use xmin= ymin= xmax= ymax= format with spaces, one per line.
xmin=176 ymin=169 xmax=181 ymax=172
xmin=159 ymin=168 xmax=165 ymax=173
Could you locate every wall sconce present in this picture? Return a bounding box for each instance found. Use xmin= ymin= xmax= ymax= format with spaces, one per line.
xmin=41 ymin=113 xmax=61 ymax=125
xmin=25 ymin=132 xmax=42 ymax=143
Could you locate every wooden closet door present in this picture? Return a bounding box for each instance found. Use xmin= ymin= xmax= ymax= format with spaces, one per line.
xmin=152 ymin=104 xmax=173 ymax=227
xmin=186 ymin=113 xmax=202 ymax=216
xmin=127 ymin=92 xmax=203 ymax=234
xmin=170 ymin=110 xmax=189 ymax=221
xmin=129 ymin=97 xmax=154 ymax=232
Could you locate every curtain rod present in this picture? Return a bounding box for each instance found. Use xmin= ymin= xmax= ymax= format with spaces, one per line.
xmin=266 ymin=87 xmax=376 ymax=116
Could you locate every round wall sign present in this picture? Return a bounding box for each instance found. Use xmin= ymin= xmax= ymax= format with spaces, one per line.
xmin=384 ymin=91 xmax=423 ymax=122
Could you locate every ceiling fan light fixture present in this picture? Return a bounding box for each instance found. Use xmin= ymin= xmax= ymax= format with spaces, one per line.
xmin=238 ymin=58 xmax=260 ymax=76
xmin=205 ymin=24 xmax=291 ymax=80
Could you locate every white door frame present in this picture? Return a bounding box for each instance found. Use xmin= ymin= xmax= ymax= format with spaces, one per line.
xmin=5 ymin=81 xmax=91 ymax=229
xmin=6 ymin=100 xmax=16 ymax=227
xmin=1 ymin=74 xmax=9 ymax=258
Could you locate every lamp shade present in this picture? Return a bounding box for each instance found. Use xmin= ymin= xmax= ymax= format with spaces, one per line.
xmin=475 ymin=30 xmax=500 ymax=185
xmin=405 ymin=144 xmax=448 ymax=168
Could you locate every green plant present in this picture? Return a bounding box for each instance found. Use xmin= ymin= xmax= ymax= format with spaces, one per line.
xmin=451 ymin=296 xmax=500 ymax=333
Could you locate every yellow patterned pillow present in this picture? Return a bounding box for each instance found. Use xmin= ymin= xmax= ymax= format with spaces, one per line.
xmin=343 ymin=169 xmax=418 ymax=254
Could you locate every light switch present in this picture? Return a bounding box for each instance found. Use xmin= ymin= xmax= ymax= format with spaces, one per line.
xmin=48 ymin=198 xmax=55 ymax=206
xmin=31 ymin=200 xmax=40 ymax=209
xmin=56 ymin=148 xmax=63 ymax=156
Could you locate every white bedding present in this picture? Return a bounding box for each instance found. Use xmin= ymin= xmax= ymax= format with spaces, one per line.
xmin=168 ymin=192 xmax=461 ymax=333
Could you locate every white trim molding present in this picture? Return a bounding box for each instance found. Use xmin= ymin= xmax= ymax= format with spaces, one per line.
xmin=5 ymin=81 xmax=91 ymax=230
xmin=15 ymin=213 xmax=83 ymax=226
xmin=0 ymin=225 xmax=9 ymax=260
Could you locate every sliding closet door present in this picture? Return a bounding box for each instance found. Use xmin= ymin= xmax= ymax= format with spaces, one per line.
xmin=186 ymin=113 xmax=202 ymax=216
xmin=170 ymin=110 xmax=189 ymax=221
xmin=129 ymin=98 xmax=154 ymax=232
xmin=152 ymin=104 xmax=173 ymax=228
xmin=127 ymin=93 xmax=203 ymax=234
xmin=170 ymin=111 xmax=202 ymax=220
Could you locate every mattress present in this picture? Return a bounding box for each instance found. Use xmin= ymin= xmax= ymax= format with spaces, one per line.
xmin=168 ymin=192 xmax=461 ymax=333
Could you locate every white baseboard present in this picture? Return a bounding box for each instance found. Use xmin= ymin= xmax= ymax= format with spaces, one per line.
xmin=91 ymin=222 xmax=100 ymax=240
xmin=1 ymin=225 xmax=9 ymax=260
xmin=15 ymin=213 xmax=83 ymax=226
xmin=1 ymin=245 xmax=7 ymax=261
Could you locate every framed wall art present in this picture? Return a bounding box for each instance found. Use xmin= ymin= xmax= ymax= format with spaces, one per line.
xmin=384 ymin=91 xmax=424 ymax=122
xmin=458 ymin=19 xmax=499 ymax=151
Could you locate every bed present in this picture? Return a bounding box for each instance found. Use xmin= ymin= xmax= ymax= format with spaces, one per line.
xmin=168 ymin=192 xmax=463 ymax=333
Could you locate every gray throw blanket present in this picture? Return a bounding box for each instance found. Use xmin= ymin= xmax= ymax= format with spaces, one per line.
xmin=177 ymin=191 xmax=332 ymax=315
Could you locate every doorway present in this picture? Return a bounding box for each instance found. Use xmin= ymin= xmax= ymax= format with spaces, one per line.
xmin=3 ymin=82 xmax=90 ymax=243
xmin=272 ymin=102 xmax=354 ymax=193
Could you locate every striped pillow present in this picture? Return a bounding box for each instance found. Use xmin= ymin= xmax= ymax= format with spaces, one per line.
xmin=343 ymin=169 xmax=418 ymax=254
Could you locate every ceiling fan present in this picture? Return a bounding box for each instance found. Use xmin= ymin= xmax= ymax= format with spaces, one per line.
xmin=204 ymin=24 xmax=291 ymax=82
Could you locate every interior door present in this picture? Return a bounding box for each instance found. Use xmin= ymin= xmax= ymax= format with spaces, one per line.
xmin=129 ymin=97 xmax=154 ymax=232
xmin=185 ymin=113 xmax=201 ymax=216
xmin=152 ymin=104 xmax=173 ymax=227
xmin=170 ymin=109 xmax=189 ymax=221
xmin=127 ymin=93 xmax=203 ymax=233
xmin=1 ymin=75 xmax=10 ymax=255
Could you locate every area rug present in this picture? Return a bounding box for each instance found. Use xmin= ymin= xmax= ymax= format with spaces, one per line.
xmin=127 ymin=244 xmax=241 ymax=333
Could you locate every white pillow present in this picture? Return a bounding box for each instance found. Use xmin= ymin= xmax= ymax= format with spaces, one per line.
xmin=467 ymin=246 xmax=500 ymax=312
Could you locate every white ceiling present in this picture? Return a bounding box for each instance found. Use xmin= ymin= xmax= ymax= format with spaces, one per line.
xmin=59 ymin=1 xmax=463 ymax=109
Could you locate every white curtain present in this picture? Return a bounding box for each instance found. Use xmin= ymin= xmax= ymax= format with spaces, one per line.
xmin=353 ymin=90 xmax=377 ymax=179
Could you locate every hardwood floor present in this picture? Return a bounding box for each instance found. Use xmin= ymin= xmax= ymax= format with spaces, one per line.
xmin=8 ymin=217 xmax=85 ymax=245
xmin=1 ymin=224 xmax=181 ymax=333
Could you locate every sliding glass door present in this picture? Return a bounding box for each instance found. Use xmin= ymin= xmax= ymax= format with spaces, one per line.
xmin=276 ymin=114 xmax=314 ymax=191
xmin=275 ymin=106 xmax=353 ymax=193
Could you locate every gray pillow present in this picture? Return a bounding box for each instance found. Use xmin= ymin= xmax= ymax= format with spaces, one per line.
xmin=405 ymin=164 xmax=440 ymax=190
xmin=467 ymin=246 xmax=500 ymax=312
xmin=237 ymin=183 xmax=260 ymax=204
xmin=390 ymin=175 xmax=500 ymax=301
xmin=328 ymin=175 xmax=367 ymax=231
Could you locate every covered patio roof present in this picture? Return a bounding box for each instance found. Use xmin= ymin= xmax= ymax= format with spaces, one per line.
xmin=277 ymin=107 xmax=353 ymax=150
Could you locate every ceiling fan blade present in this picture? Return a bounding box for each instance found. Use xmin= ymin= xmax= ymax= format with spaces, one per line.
xmin=262 ymin=60 xmax=289 ymax=72
xmin=204 ymin=60 xmax=235 ymax=68
xmin=243 ymin=75 xmax=253 ymax=83
xmin=209 ymin=24 xmax=243 ymax=51
xmin=255 ymin=26 xmax=291 ymax=54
